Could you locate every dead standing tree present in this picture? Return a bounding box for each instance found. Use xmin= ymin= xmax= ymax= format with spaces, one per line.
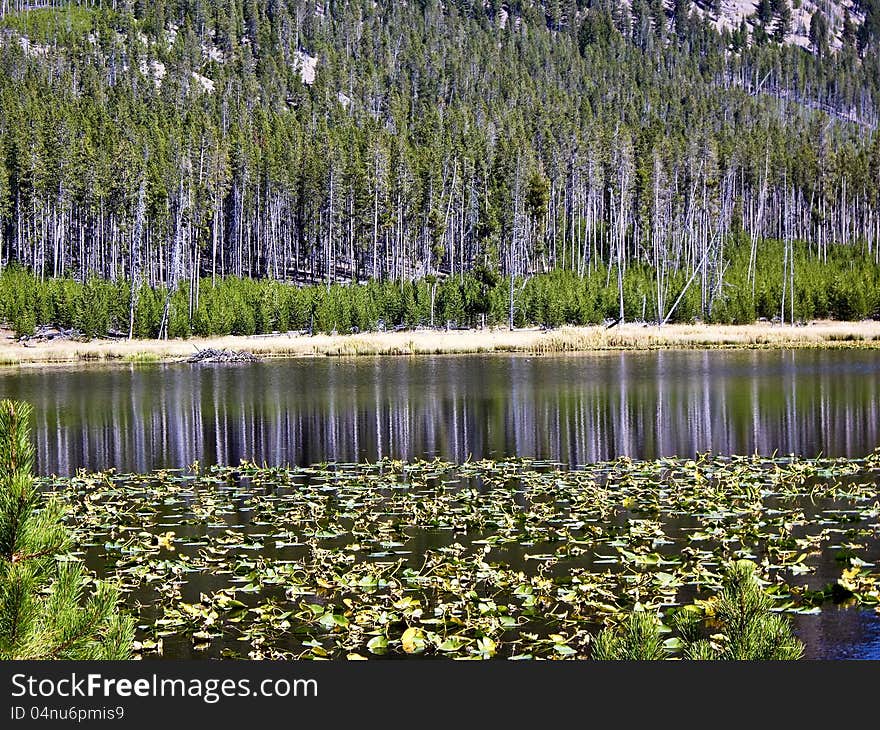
xmin=128 ymin=160 xmax=147 ymax=341
xmin=158 ymin=158 xmax=190 ymax=341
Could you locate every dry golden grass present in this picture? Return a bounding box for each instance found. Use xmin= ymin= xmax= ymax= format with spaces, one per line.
xmin=3 ymin=320 xmax=880 ymax=368
xmin=530 ymin=321 xmax=880 ymax=353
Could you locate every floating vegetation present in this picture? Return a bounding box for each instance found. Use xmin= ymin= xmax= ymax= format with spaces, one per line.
xmin=41 ymin=451 xmax=880 ymax=660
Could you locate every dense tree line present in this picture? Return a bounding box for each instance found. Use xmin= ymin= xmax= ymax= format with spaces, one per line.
xmin=3 ymin=236 xmax=878 ymax=338
xmin=0 ymin=0 xmax=878 ymax=334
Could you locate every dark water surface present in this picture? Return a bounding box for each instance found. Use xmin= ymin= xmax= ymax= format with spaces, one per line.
xmin=1 ymin=349 xmax=879 ymax=476
xmin=5 ymin=349 xmax=880 ymax=660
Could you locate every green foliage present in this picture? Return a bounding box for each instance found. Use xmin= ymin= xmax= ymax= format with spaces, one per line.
xmin=0 ymin=400 xmax=134 ymax=660
xmin=0 ymin=6 xmax=96 ymax=43
xmin=810 ymin=10 xmax=829 ymax=55
xmin=167 ymin=286 xmax=192 ymax=339
xmin=592 ymin=560 xmax=804 ymax=660
xmin=708 ymin=560 xmax=804 ymax=660
xmin=0 ymin=0 xmax=876 ymax=302
xmin=74 ymin=278 xmax=122 ymax=337
xmin=134 ymin=284 xmax=162 ymax=339
xmin=578 ymin=8 xmax=620 ymax=51
xmin=591 ymin=611 xmax=668 ymax=660
xmin=1 ymin=236 xmax=880 ymax=339
xmin=0 ymin=268 xmax=37 ymax=337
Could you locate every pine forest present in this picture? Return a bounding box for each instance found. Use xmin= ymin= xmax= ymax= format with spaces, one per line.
xmin=0 ymin=0 xmax=878 ymax=336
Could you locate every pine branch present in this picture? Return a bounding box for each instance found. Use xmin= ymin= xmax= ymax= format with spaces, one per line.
xmin=0 ymin=400 xmax=133 ymax=661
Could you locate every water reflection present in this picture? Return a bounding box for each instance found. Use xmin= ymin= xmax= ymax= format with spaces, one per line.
xmin=795 ymin=609 xmax=880 ymax=660
xmin=1 ymin=349 xmax=879 ymax=475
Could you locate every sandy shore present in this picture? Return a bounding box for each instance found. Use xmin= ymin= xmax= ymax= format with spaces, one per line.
xmin=2 ymin=320 xmax=880 ymax=367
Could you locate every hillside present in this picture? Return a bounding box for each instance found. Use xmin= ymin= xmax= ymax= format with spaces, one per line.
xmin=685 ymin=0 xmax=862 ymax=49
xmin=0 ymin=0 xmax=877 ymax=335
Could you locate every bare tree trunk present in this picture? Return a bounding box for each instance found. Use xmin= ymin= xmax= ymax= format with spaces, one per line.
xmin=159 ymin=170 xmax=188 ymax=340
xmin=128 ymin=168 xmax=147 ymax=340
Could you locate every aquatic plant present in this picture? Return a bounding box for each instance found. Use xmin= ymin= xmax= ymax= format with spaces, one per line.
xmin=37 ymin=452 xmax=880 ymax=659
xmin=0 ymin=400 xmax=133 ymax=659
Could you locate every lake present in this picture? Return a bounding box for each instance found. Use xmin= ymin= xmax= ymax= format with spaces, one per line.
xmin=5 ymin=349 xmax=880 ymax=660
xmin=3 ymin=349 xmax=880 ymax=476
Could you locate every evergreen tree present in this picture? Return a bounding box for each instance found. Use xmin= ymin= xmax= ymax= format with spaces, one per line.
xmin=0 ymin=0 xmax=877 ymax=322
xmin=649 ymin=0 xmax=667 ymax=38
xmin=592 ymin=560 xmax=804 ymax=660
xmin=732 ymin=17 xmax=749 ymax=49
xmin=709 ymin=560 xmax=804 ymax=660
xmin=0 ymin=400 xmax=134 ymax=660
xmin=809 ymin=9 xmax=828 ymax=56
xmin=579 ymin=7 xmax=618 ymax=49
xmin=592 ymin=611 xmax=667 ymax=660
xmin=630 ymin=0 xmax=652 ymax=48
xmin=755 ymin=0 xmax=773 ymax=25
xmin=859 ymin=0 xmax=880 ymax=51
xmin=842 ymin=9 xmax=858 ymax=49
xmin=771 ymin=0 xmax=792 ymax=42
xmin=673 ymin=0 xmax=691 ymax=39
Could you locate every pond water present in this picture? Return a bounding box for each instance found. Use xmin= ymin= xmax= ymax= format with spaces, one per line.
xmin=2 ymin=349 xmax=880 ymax=476
xmin=49 ymin=456 xmax=880 ymax=661
xmin=5 ymin=349 xmax=880 ymax=660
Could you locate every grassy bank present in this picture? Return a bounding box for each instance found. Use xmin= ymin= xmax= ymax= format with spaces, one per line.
xmin=4 ymin=320 xmax=880 ymax=367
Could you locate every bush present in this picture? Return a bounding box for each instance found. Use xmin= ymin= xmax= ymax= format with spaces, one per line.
xmin=592 ymin=560 xmax=804 ymax=661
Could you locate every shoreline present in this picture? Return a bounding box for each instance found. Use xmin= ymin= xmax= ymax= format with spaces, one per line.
xmin=3 ymin=320 xmax=880 ymax=368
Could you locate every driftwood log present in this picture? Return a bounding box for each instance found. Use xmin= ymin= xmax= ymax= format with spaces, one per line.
xmin=18 ymin=325 xmax=85 ymax=344
xmin=186 ymin=347 xmax=261 ymax=363
xmin=17 ymin=325 xmax=129 ymax=344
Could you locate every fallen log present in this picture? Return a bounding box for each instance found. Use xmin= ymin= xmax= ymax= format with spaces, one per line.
xmin=18 ymin=325 xmax=86 ymax=343
xmin=186 ymin=347 xmax=261 ymax=363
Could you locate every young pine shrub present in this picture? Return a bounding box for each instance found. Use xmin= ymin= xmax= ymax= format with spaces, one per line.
xmin=591 ymin=611 xmax=668 ymax=660
xmin=708 ymin=559 xmax=804 ymax=660
xmin=592 ymin=560 xmax=803 ymax=661
xmin=0 ymin=400 xmax=134 ymax=659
